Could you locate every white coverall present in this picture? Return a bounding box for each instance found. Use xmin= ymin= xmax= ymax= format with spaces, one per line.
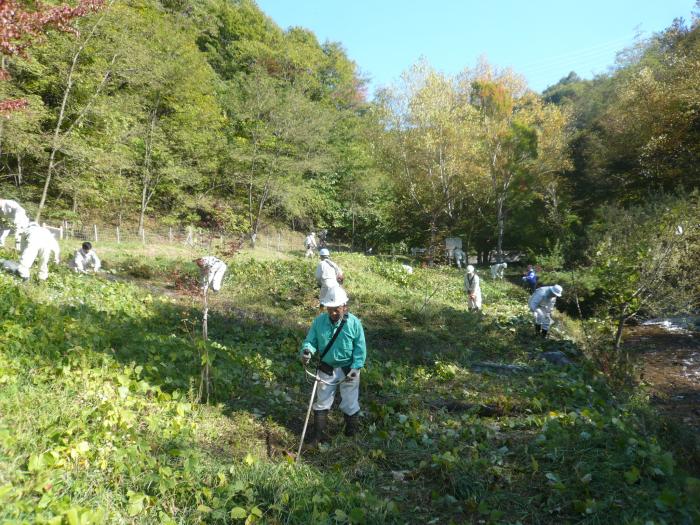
xmin=17 ymin=224 xmax=60 ymax=280
xmin=304 ymin=234 xmax=317 ymax=258
xmin=490 ymin=262 xmax=507 ymax=279
xmin=464 ymin=271 xmax=482 ymax=310
xmin=0 ymin=199 xmax=30 ymax=249
xmin=528 ymin=286 xmax=558 ymax=330
xmin=453 ymin=249 xmax=465 ymax=268
xmin=315 ymin=258 xmax=343 ymax=305
xmin=70 ymin=248 xmax=101 ymax=273
xmin=200 ymin=256 xmax=227 ymax=292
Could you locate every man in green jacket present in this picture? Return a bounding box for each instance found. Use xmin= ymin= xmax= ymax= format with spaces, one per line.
xmin=300 ymin=286 xmax=366 ymax=444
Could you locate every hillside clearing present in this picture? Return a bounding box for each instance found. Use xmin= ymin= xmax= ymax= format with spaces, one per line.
xmin=1 ymin=245 xmax=698 ymax=524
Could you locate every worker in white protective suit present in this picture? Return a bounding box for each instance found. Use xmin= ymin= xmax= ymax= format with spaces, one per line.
xmin=304 ymin=232 xmax=317 ymax=258
xmin=490 ymin=262 xmax=507 ymax=280
xmin=195 ymin=256 xmax=227 ymax=293
xmin=69 ymin=241 xmax=101 ymax=273
xmin=453 ymin=248 xmax=465 ymax=269
xmin=2 ymin=223 xmax=61 ymax=280
xmin=464 ymin=265 xmax=482 ymax=311
xmin=315 ymin=248 xmax=344 ymax=307
xmin=0 ymin=199 xmax=31 ymax=250
xmin=528 ymin=284 xmax=563 ymax=338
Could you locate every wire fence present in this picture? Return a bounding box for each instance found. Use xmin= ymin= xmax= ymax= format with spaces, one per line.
xmin=42 ymin=221 xmax=337 ymax=255
xmin=41 ymin=221 xmax=523 ymax=264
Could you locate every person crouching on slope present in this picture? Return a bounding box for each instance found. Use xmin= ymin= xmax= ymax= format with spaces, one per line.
xmin=70 ymin=242 xmax=101 ymax=273
xmin=300 ymin=286 xmax=366 ymax=445
xmin=522 ymin=264 xmax=537 ymax=293
xmin=490 ymin=261 xmax=507 ymax=279
xmin=195 ymin=256 xmax=227 ymax=293
xmin=1 ymin=222 xmax=60 ymax=281
xmin=528 ymin=284 xmax=563 ymax=338
xmin=464 ymin=264 xmax=482 ymax=312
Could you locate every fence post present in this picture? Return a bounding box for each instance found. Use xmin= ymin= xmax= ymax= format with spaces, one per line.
xmin=169 ymin=227 xmax=173 ymax=243
xmin=277 ymin=232 xmax=281 ymax=252
xmin=93 ymin=224 xmax=98 ymax=242
xmin=116 ymin=226 xmax=120 ymax=244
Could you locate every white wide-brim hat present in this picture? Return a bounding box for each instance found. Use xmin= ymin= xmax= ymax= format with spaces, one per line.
xmin=322 ymin=286 xmax=348 ymax=307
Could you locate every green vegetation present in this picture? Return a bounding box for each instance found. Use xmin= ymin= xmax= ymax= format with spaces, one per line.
xmin=1 ymin=245 xmax=698 ymax=523
xmin=1 ymin=0 xmax=699 ymax=522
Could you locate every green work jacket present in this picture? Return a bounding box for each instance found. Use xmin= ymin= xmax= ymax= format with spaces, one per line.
xmin=300 ymin=312 xmax=366 ymax=369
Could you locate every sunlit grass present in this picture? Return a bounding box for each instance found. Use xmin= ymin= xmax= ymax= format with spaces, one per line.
xmin=0 ymin=245 xmax=698 ymax=523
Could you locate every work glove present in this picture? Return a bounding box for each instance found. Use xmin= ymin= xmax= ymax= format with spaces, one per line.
xmin=300 ymin=350 xmax=312 ymax=366
xmin=345 ymin=368 xmax=360 ymax=381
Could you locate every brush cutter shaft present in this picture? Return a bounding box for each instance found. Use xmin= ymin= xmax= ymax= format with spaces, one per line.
xmin=296 ymin=377 xmax=318 ymax=463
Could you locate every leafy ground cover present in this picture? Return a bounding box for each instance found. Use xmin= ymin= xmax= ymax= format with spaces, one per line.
xmin=0 ymin=245 xmax=698 ymax=524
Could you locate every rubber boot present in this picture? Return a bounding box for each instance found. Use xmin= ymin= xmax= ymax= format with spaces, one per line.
xmin=541 ymin=329 xmax=548 ymax=339
xmin=307 ymin=409 xmax=328 ymax=446
xmin=344 ymin=412 xmax=359 ymax=437
xmin=535 ymin=324 xmax=542 ymax=335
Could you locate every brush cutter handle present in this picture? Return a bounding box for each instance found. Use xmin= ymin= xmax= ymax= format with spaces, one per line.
xmin=303 ymin=367 xmax=347 ymax=385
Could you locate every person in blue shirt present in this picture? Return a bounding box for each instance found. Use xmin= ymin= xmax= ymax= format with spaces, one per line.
xmin=522 ymin=264 xmax=537 ymax=293
xmin=300 ymin=286 xmax=366 ymax=444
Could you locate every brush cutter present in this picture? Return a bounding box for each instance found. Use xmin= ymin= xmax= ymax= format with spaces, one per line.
xmin=296 ymin=365 xmax=347 ymax=463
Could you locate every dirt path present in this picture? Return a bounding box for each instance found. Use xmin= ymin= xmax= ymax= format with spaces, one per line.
xmin=626 ymin=324 xmax=700 ymax=430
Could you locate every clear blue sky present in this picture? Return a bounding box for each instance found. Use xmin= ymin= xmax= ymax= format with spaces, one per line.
xmin=255 ymin=0 xmax=697 ymax=96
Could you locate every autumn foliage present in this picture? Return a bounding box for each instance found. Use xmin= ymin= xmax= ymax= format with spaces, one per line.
xmin=0 ymin=0 xmax=103 ymax=113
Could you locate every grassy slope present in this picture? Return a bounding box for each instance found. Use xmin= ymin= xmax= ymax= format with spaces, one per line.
xmin=0 ymin=244 xmax=698 ymax=524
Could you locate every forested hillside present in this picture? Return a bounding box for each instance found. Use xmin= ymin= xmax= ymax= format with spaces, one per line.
xmin=1 ymin=0 xmax=373 ymax=241
xmin=2 ymin=0 xmax=699 ymax=264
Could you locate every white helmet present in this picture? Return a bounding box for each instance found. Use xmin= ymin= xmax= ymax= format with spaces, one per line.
xmin=466 ymin=265 xmax=475 ymax=274
xmin=319 ymin=248 xmax=330 ymax=257
xmin=551 ymin=284 xmax=563 ymax=297
xmin=322 ymin=286 xmax=348 ymax=307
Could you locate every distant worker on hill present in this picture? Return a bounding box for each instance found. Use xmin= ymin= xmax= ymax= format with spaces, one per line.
xmin=195 ymin=256 xmax=227 ymax=293
xmin=0 ymin=198 xmax=30 ymax=251
xmin=464 ymin=265 xmax=482 ymax=312
xmin=490 ymin=261 xmax=507 ymax=280
xmin=316 ymin=248 xmax=344 ymax=307
xmin=300 ymin=286 xmax=366 ymax=444
xmin=453 ymin=248 xmax=465 ymax=269
xmin=318 ymin=229 xmax=328 ymax=248
xmin=528 ymin=284 xmax=563 ymax=338
xmin=522 ymin=264 xmax=537 ymax=293
xmin=1 ymin=222 xmax=60 ymax=281
xmin=304 ymin=232 xmax=317 ymax=258
xmin=69 ymin=242 xmax=101 ymax=273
